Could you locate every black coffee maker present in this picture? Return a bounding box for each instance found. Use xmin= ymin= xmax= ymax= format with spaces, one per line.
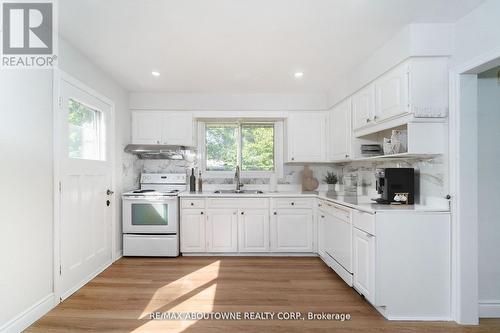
xmin=373 ymin=168 xmax=415 ymax=204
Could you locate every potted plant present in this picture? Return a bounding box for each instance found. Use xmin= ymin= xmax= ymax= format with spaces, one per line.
xmin=324 ymin=171 xmax=338 ymax=192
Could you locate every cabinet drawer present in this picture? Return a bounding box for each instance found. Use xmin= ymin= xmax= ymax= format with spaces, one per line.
xmin=181 ymin=198 xmax=205 ymax=209
xmin=318 ymin=200 xmax=351 ymax=222
xmin=273 ymin=198 xmax=313 ymax=209
xmin=352 ymin=210 xmax=375 ymax=235
xmin=206 ymin=198 xmax=269 ymax=209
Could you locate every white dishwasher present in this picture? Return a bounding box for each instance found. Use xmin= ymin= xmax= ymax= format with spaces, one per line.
xmin=320 ymin=201 xmax=353 ymax=284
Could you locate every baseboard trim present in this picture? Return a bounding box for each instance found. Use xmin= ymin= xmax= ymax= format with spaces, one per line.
xmin=479 ymin=300 xmax=500 ymax=318
xmin=181 ymin=253 xmax=318 ymax=257
xmin=0 ymin=293 xmax=55 ymax=333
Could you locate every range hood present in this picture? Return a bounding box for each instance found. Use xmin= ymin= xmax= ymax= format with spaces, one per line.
xmin=124 ymin=144 xmax=187 ymax=160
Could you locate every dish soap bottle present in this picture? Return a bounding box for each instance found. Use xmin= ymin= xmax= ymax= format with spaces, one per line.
xmin=197 ymin=170 xmax=203 ymax=193
xmin=189 ymin=168 xmax=196 ymax=192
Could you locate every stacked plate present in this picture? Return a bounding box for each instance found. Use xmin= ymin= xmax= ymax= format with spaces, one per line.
xmin=360 ymin=144 xmax=383 ymax=157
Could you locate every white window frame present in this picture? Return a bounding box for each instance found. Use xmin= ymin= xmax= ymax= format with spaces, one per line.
xmin=198 ymin=120 xmax=284 ymax=179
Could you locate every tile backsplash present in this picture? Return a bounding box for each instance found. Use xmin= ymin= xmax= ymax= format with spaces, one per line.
xmin=123 ymin=151 xmax=447 ymax=205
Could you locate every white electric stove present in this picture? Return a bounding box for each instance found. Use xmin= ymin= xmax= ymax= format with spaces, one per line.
xmin=122 ymin=173 xmax=186 ymax=257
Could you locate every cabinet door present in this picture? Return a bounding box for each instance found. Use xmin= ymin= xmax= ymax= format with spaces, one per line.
xmin=352 ymin=227 xmax=375 ymax=304
xmin=132 ymin=112 xmax=163 ymax=144
xmin=374 ymin=62 xmax=410 ymax=121
xmin=352 ymin=84 xmax=375 ymax=130
xmin=162 ymin=112 xmax=194 ymax=146
xmin=270 ymin=209 xmax=313 ymax=252
xmin=180 ymin=210 xmax=206 ymax=253
xmin=287 ymin=112 xmax=327 ymax=162
xmin=329 ymin=99 xmax=351 ymax=161
xmin=238 ymin=209 xmax=270 ymax=252
xmin=206 ymin=209 xmax=238 ymax=252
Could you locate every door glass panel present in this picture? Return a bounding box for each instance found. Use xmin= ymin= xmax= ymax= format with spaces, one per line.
xmin=131 ymin=203 xmax=169 ymax=226
xmin=68 ymin=99 xmax=104 ymax=160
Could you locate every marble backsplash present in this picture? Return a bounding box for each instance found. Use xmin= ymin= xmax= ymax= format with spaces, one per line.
xmin=122 ymin=152 xmax=447 ymax=205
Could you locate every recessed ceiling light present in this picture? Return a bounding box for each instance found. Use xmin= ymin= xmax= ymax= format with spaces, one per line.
xmin=151 ymin=71 xmax=160 ymax=77
xmin=294 ymin=72 xmax=304 ymax=78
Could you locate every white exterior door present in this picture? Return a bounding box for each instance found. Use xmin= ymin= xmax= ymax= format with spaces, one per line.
xmin=131 ymin=111 xmax=162 ymax=144
xmin=206 ymin=209 xmax=238 ymax=252
xmin=353 ymin=227 xmax=376 ymax=304
xmin=270 ymin=210 xmax=313 ymax=252
xmin=329 ymin=99 xmax=351 ymax=161
xmin=238 ymin=209 xmax=270 ymax=252
xmin=58 ymin=78 xmax=113 ymax=300
xmin=180 ymin=209 xmax=206 ymax=252
xmin=287 ymin=113 xmax=327 ymax=162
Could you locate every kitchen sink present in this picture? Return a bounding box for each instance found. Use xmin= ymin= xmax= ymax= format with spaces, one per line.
xmin=213 ymin=189 xmax=265 ymax=194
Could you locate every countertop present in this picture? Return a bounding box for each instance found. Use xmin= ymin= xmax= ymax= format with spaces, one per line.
xmin=178 ymin=190 xmax=450 ymax=214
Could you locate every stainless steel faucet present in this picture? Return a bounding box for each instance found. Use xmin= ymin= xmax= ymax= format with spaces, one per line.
xmin=234 ymin=165 xmax=243 ymax=191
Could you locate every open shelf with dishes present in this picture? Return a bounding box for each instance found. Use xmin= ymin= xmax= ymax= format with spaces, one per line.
xmin=350 ymin=122 xmax=446 ymax=162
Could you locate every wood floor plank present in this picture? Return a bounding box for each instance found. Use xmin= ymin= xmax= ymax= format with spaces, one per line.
xmin=26 ymin=257 xmax=500 ymax=333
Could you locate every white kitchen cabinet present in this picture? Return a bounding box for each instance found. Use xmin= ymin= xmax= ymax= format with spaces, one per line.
xmin=352 ymin=84 xmax=376 ymax=131
xmin=180 ymin=209 xmax=206 ymax=253
xmin=238 ymin=209 xmax=270 ymax=252
xmin=270 ymin=209 xmax=313 ymax=252
xmin=131 ymin=111 xmax=195 ymax=146
xmin=329 ymin=98 xmax=352 ymax=161
xmin=206 ymin=209 xmax=238 ymax=252
xmin=286 ymin=112 xmax=327 ymax=162
xmin=374 ymin=62 xmax=410 ymax=122
xmin=352 ymin=227 xmax=376 ymax=304
xmin=132 ymin=112 xmax=163 ymax=144
xmin=161 ymin=112 xmax=194 ymax=146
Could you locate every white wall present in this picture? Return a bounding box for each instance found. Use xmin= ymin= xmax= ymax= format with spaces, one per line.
xmin=0 ymin=39 xmax=130 ymax=331
xmin=129 ymin=92 xmax=327 ymax=111
xmin=58 ymin=38 xmax=131 ymax=256
xmin=450 ymin=0 xmax=500 ymax=69
xmin=477 ymin=66 xmax=500 ymax=316
xmin=0 ymin=70 xmax=54 ymax=331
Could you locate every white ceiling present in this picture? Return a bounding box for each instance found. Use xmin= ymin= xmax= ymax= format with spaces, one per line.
xmin=59 ymin=0 xmax=484 ymax=94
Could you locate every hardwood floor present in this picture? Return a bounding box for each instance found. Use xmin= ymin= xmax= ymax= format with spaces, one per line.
xmin=27 ymin=257 xmax=500 ymax=333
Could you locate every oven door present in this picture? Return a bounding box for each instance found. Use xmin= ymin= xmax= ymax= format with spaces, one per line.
xmin=122 ymin=196 xmax=178 ymax=234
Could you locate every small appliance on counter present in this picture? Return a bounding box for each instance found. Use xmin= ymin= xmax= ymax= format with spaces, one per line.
xmin=122 ymin=173 xmax=186 ymax=256
xmin=373 ymin=168 xmax=414 ymax=204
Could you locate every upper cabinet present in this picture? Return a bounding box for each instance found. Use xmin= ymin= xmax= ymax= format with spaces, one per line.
xmin=132 ymin=112 xmax=163 ymax=144
xmin=328 ymin=98 xmax=352 ymax=162
xmin=352 ymin=84 xmax=375 ymax=131
xmin=374 ymin=62 xmax=409 ymax=122
xmin=132 ymin=111 xmax=195 ymax=146
xmin=286 ymin=112 xmax=327 ymax=163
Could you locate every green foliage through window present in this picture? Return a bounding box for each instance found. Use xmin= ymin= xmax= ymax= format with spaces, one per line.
xmin=205 ymin=123 xmax=274 ymax=172
xmin=68 ymin=99 xmax=102 ymax=160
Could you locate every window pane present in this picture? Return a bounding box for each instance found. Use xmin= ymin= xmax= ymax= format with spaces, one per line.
xmin=205 ymin=124 xmax=238 ymax=171
xmin=68 ymin=99 xmax=103 ymax=160
xmin=241 ymin=124 xmax=274 ymax=171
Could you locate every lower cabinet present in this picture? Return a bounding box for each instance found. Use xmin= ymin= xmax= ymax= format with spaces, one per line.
xmin=238 ymin=209 xmax=270 ymax=252
xmin=352 ymin=227 xmax=376 ymax=304
xmin=270 ymin=209 xmax=313 ymax=252
xmin=206 ymin=209 xmax=238 ymax=252
xmin=180 ymin=209 xmax=206 ymax=253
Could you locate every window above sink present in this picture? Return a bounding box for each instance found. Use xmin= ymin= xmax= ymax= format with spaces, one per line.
xmin=198 ymin=120 xmax=284 ymax=179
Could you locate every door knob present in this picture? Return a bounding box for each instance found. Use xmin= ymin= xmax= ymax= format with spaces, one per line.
xmin=106 ymin=189 xmax=114 ymax=195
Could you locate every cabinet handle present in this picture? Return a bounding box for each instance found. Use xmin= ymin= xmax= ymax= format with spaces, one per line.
xmin=345 ymin=154 xmax=349 ymax=158
xmin=366 ymin=118 xmax=370 ymax=123
xmin=273 ymin=212 xmax=277 ymax=215
xmin=200 ymin=211 xmax=204 ymax=215
xmin=291 ymin=157 xmax=295 ymax=161
xmin=321 ymin=215 xmax=325 ymax=218
xmin=291 ymin=202 xmax=295 ymax=206
xmin=241 ymin=212 xmax=244 ymax=215
xmin=373 ymin=115 xmax=378 ymax=120
xmin=190 ymin=202 xmax=194 ymax=206
xmin=156 ymin=140 xmax=160 ymax=144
